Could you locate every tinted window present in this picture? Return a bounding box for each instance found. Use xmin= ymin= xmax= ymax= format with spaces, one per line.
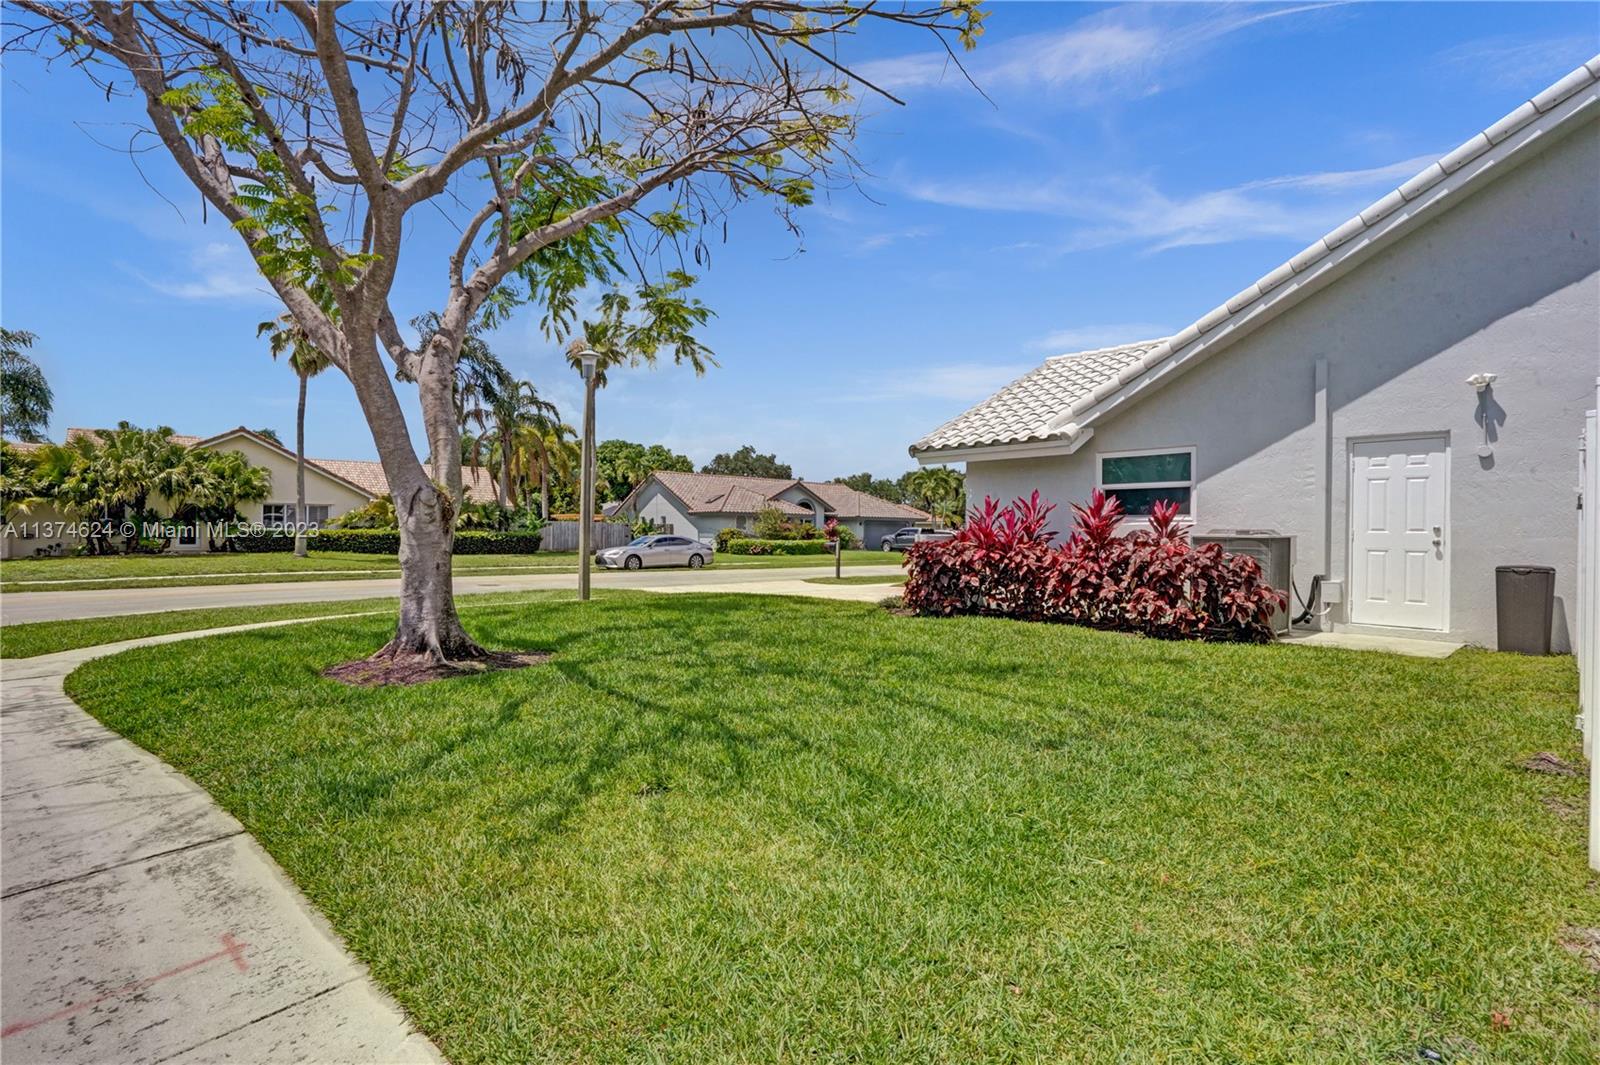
xmin=1101 ymin=452 xmax=1191 ymax=485
xmin=1105 ymin=487 xmax=1192 ymax=516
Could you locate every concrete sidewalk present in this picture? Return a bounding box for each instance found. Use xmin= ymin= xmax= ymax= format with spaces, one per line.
xmin=0 ymin=564 xmax=908 ymax=624
xmin=1 ymin=619 xmax=442 ymax=1065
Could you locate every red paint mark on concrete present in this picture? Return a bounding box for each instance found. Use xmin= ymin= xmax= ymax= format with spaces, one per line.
xmin=1 ymin=934 xmax=251 ymax=1038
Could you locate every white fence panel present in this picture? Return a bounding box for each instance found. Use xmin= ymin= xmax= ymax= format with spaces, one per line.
xmin=1582 ymin=393 xmax=1599 ymax=872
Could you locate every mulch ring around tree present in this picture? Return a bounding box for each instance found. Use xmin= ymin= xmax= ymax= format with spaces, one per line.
xmin=322 ymin=650 xmax=551 ymax=688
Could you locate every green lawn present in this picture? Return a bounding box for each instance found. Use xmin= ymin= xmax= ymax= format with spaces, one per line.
xmin=0 ymin=549 xmax=893 ymax=592
xmin=0 ymin=598 xmax=393 ymax=658
xmin=64 ymin=595 xmax=1596 ymax=1063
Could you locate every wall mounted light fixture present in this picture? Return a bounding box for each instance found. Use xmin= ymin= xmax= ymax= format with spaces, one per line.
xmin=1468 ymin=372 xmax=1498 ymax=457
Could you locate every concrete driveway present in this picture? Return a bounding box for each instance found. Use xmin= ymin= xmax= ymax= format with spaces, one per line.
xmin=0 ymin=564 xmax=907 ymax=625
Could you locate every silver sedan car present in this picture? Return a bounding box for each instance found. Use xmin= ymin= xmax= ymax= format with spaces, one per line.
xmin=598 ymin=535 xmax=713 ymax=570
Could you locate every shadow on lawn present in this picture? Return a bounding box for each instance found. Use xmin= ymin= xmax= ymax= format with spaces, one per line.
xmin=289 ymin=594 xmax=1490 ymax=860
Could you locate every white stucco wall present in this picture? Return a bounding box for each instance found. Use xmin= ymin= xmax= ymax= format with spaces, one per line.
xmin=630 ymin=482 xmax=702 ymax=538
xmin=965 ymin=115 xmax=1600 ymax=651
xmin=773 ymin=484 xmax=830 ymax=526
xmin=209 ymin=435 xmax=371 ymax=525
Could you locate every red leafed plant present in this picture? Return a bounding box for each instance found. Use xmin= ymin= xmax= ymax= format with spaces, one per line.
xmin=902 ymin=489 xmax=1284 ymax=642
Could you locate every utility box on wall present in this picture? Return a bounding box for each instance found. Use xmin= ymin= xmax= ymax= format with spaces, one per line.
xmin=1193 ymin=531 xmax=1296 ymax=635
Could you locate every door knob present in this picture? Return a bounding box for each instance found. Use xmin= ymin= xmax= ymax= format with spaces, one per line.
xmin=1431 ymin=525 xmax=1442 ymax=549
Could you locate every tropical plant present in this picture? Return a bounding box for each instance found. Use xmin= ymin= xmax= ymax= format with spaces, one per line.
xmin=0 ymin=441 xmax=40 ymax=523
xmin=1 ymin=327 xmax=52 ymax=441
xmin=596 ymin=440 xmax=693 ymax=503
xmin=332 ymin=494 xmax=398 ymax=530
xmin=259 ymin=314 xmax=334 ymax=556
xmin=901 ymin=466 xmax=966 ymax=525
xmin=180 ymin=450 xmax=272 ymax=550
xmin=901 ymin=490 xmax=1284 ymax=642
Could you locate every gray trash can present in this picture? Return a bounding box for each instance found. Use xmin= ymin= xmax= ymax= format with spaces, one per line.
xmin=1495 ymin=565 xmax=1555 ymax=654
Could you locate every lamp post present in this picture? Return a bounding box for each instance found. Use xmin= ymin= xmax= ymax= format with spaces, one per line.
xmin=576 ymin=348 xmax=599 ymax=601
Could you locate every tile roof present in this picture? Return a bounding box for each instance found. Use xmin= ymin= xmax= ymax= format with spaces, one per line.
xmin=310 ymin=456 xmax=500 ymax=503
xmin=909 ymin=341 xmax=1167 ymax=454
xmin=305 ymin=456 xmax=389 ymax=497
xmin=801 ymin=481 xmax=931 ymax=521
xmin=638 ymin=469 xmax=930 ymax=521
xmin=911 ymin=55 xmax=1600 ymax=458
xmin=649 ymin=471 xmax=808 ymax=515
xmin=65 ymin=427 xmax=203 ymax=447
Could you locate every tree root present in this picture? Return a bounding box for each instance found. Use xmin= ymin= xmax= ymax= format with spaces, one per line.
xmin=323 ymin=646 xmax=549 ymax=687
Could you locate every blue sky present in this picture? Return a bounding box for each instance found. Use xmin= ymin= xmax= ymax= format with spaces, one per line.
xmin=3 ymin=3 xmax=1596 ymax=479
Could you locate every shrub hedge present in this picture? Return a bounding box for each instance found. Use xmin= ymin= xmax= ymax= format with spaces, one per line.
xmin=722 ymin=538 xmax=833 ymax=556
xmin=902 ymin=490 xmax=1284 ymax=643
xmin=228 ymin=529 xmax=541 ymax=555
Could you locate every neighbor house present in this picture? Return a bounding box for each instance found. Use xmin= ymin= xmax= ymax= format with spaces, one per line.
xmin=1 ymin=425 xmax=498 ymax=558
xmin=911 ymin=59 xmax=1600 ymax=651
xmin=617 ymin=470 xmax=931 ymax=547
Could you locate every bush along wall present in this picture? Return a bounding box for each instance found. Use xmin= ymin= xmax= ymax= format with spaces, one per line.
xmin=228 ymin=529 xmax=541 ymax=555
xmin=901 ymin=490 xmax=1284 ymax=643
xmin=722 ymin=538 xmax=834 ymax=556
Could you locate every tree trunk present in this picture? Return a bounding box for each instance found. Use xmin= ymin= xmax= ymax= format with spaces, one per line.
xmin=294 ymin=371 xmax=309 ymax=558
xmin=540 ymin=457 xmax=550 ymax=521
xmin=378 ymin=483 xmax=482 ymax=660
xmin=341 ymin=331 xmax=483 ymax=662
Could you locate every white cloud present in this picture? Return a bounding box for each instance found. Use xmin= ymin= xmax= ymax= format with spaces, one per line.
xmin=1437 ymin=35 xmax=1596 ymax=91
xmin=126 ymin=241 xmax=275 ymax=302
xmin=853 ymin=226 xmax=936 ymax=254
xmin=1028 ymin=324 xmax=1173 ymax=354
xmin=849 ymin=361 xmax=1033 ymax=403
xmin=897 ymin=151 xmax=1439 ymax=253
xmin=857 ymin=2 xmax=1344 ymax=101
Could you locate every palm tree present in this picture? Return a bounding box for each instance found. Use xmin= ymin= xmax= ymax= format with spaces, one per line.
xmin=486 ymin=380 xmax=561 ymax=509
xmin=513 ymin=415 xmax=578 ymax=519
xmin=259 ymin=314 xmax=333 ymax=557
xmin=188 ymin=450 xmax=272 ymax=550
xmin=904 ymin=466 xmax=966 ymax=527
xmin=1 ymin=327 xmax=52 ymax=442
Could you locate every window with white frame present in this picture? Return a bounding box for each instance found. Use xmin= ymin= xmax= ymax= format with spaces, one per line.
xmin=304 ymin=504 xmax=331 ymax=527
xmin=1097 ymin=449 xmax=1194 ymax=516
xmin=261 ymin=504 xmax=293 ymax=528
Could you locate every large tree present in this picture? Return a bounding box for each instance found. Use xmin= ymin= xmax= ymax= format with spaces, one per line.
xmin=0 ymin=328 xmax=52 ymax=442
xmin=8 ymin=2 xmax=980 ymax=663
xmin=702 ymin=444 xmax=793 ymax=479
xmin=597 ymin=439 xmax=694 ymax=502
xmin=832 ymin=471 xmax=904 ymax=503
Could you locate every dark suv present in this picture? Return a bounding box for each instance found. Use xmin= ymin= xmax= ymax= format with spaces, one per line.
xmin=880 ymin=526 xmax=956 ymax=552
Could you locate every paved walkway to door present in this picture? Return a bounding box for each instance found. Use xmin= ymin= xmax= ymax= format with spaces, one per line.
xmin=1 ymin=618 xmax=443 ymax=1065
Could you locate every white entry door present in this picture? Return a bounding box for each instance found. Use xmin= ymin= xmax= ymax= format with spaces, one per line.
xmin=1350 ymin=436 xmax=1449 ymax=630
